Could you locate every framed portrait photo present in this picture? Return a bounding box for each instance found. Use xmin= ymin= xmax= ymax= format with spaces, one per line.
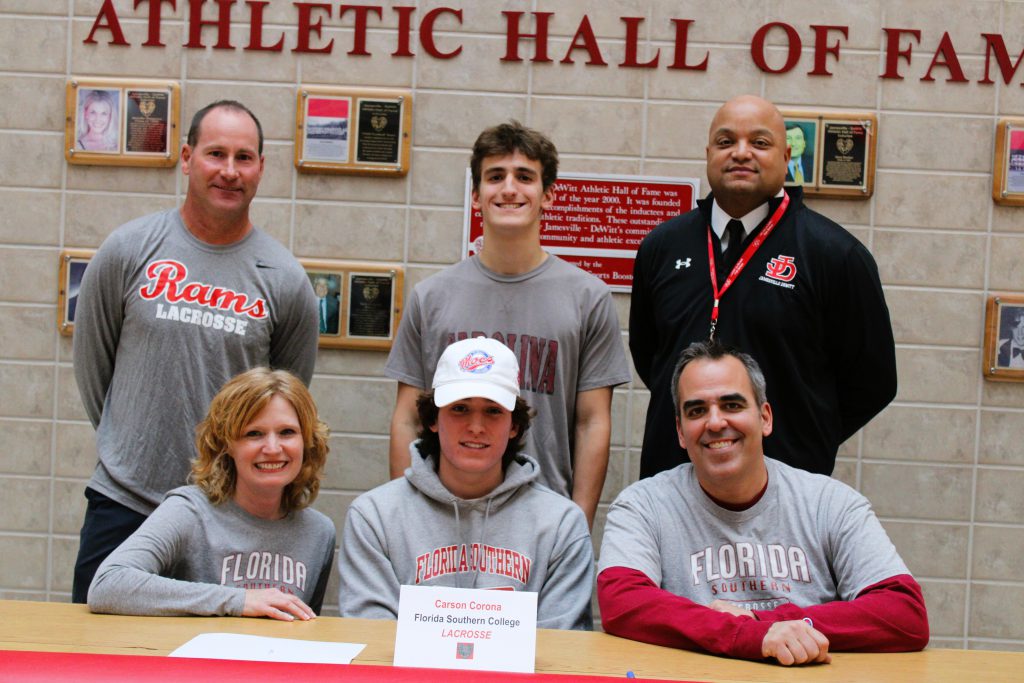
xmin=780 ymin=110 xmax=876 ymax=199
xmin=295 ymin=86 xmax=412 ymax=176
xmin=782 ymin=117 xmax=818 ymax=189
xmin=993 ymin=118 xmax=1024 ymax=206
xmin=73 ymin=87 xmax=121 ymax=155
xmin=301 ymin=259 xmax=404 ymax=350
xmin=983 ymin=294 xmax=1024 ymax=382
xmin=58 ymin=249 xmax=96 ymax=336
xmin=65 ymin=78 xmax=180 ymax=168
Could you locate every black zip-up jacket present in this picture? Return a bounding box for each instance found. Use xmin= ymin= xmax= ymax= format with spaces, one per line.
xmin=630 ymin=187 xmax=897 ymax=478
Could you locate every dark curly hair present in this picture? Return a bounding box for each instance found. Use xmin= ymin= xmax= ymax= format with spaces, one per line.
xmin=414 ymin=390 xmax=533 ymax=469
xmin=470 ymin=120 xmax=559 ymax=191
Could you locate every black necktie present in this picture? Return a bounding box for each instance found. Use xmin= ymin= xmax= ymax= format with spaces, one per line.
xmin=723 ymin=219 xmax=745 ymax=272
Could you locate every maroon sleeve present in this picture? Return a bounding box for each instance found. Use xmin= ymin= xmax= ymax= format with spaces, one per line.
xmin=752 ymin=574 xmax=929 ymax=652
xmin=597 ymin=566 xmax=771 ymax=660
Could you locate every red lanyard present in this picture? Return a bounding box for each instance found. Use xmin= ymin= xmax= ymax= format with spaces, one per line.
xmin=706 ymin=191 xmax=790 ymax=340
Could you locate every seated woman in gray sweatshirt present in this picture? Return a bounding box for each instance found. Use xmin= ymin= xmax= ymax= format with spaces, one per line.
xmin=88 ymin=368 xmax=336 ymax=621
xmin=338 ymin=337 xmax=594 ymax=630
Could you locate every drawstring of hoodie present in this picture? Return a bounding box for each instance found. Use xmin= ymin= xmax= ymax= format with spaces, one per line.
xmin=451 ymin=499 xmax=462 ymax=589
xmin=450 ymin=496 xmax=493 ymax=589
xmin=472 ymin=498 xmax=493 ymax=589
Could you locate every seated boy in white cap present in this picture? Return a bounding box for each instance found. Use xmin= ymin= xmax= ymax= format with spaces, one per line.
xmin=338 ymin=337 xmax=594 ymax=629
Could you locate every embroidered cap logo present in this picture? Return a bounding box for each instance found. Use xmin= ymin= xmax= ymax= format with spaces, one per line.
xmin=458 ymin=351 xmax=495 ymax=374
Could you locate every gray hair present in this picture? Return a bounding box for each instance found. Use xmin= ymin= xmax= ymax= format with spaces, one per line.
xmin=670 ymin=340 xmax=768 ymax=417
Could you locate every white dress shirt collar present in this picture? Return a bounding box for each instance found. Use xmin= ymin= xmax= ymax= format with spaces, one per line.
xmin=710 ymin=188 xmax=785 ymax=247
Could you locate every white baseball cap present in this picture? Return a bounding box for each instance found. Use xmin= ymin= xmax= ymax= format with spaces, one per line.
xmin=432 ymin=337 xmax=520 ymax=410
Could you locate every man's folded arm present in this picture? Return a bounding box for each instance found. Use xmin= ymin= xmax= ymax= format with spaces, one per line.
xmin=598 ymin=566 xmax=771 ymax=660
xmin=752 ymin=574 xmax=929 ymax=652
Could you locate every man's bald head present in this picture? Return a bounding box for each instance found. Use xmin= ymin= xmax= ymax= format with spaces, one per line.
xmin=709 ymin=96 xmax=787 ymax=142
xmin=705 ymin=95 xmax=791 ymax=218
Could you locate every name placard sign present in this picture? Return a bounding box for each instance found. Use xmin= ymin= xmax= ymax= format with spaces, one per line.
xmin=393 ymin=585 xmax=537 ymax=673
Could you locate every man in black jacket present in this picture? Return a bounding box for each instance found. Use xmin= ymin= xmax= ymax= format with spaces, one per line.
xmin=630 ymin=95 xmax=896 ymax=478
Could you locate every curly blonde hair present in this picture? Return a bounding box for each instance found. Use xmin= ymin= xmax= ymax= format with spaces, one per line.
xmin=192 ymin=368 xmax=329 ymax=514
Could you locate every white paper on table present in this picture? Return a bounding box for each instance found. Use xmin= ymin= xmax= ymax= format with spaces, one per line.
xmin=169 ymin=632 xmax=365 ymax=664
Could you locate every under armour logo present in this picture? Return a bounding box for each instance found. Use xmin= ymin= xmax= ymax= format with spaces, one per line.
xmin=675 ymin=258 xmax=691 ymax=270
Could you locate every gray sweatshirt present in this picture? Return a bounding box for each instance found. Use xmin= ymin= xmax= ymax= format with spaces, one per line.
xmin=88 ymin=486 xmax=336 ymax=616
xmin=338 ymin=442 xmax=595 ymax=630
xmin=73 ymin=208 xmax=319 ymax=515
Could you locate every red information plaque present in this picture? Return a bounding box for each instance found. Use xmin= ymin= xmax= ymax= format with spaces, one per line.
xmin=464 ymin=172 xmax=699 ymax=292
